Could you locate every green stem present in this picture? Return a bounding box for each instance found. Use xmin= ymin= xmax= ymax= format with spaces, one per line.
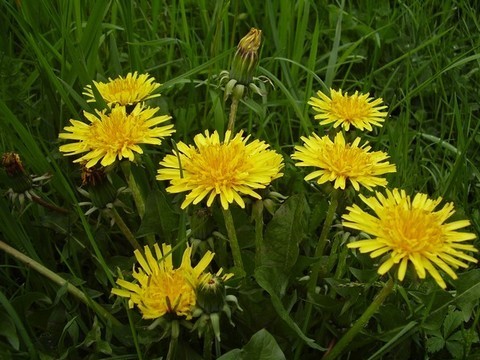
xmin=167 ymin=320 xmax=179 ymax=360
xmin=308 ymin=189 xmax=339 ymax=294
xmin=253 ymin=200 xmax=264 ymax=268
xmin=203 ymin=325 xmax=213 ymax=360
xmin=121 ymin=161 xmax=145 ymax=218
xmin=121 ymin=162 xmax=155 ymax=248
xmin=111 ymin=207 xmax=142 ymax=250
xmin=212 ymin=231 xmax=228 ymax=269
xmin=222 ymin=208 xmax=244 ymax=274
xmin=323 ymin=278 xmax=395 ymax=360
xmin=0 ymin=240 xmax=122 ymax=327
xmin=295 ymin=190 xmax=339 ymax=360
xmin=227 ymin=96 xmax=240 ymax=132
xmin=31 ymin=195 xmax=69 ymax=214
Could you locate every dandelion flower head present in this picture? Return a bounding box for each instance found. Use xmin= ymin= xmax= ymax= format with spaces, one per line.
xmin=59 ymin=104 xmax=174 ymax=168
xmin=343 ymin=189 xmax=478 ymax=288
xmin=292 ymin=132 xmax=396 ymax=191
xmin=112 ymin=243 xmax=215 ymax=319
xmin=308 ymin=89 xmax=388 ymax=131
xmin=157 ymin=130 xmax=284 ymax=210
xmin=83 ymin=72 xmax=161 ymax=106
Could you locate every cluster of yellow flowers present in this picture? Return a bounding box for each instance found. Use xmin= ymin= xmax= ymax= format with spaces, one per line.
xmin=59 ymin=72 xmax=175 ymax=168
xmin=57 ymin=57 xmax=476 ymax=321
xmin=302 ymin=88 xmax=477 ymax=289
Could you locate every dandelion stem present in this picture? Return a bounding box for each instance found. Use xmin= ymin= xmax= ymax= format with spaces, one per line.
xmin=222 ymin=208 xmax=245 ymax=274
xmin=167 ymin=320 xmax=179 ymax=360
xmin=323 ymin=278 xmax=395 ymax=360
xmin=253 ymin=200 xmax=264 ymax=268
xmin=121 ymin=161 xmax=145 ymax=218
xmin=31 ymin=195 xmax=70 ymax=214
xmin=120 ymin=162 xmax=155 ymax=248
xmin=111 ymin=207 xmax=142 ymax=250
xmin=227 ymin=96 xmax=240 ymax=132
xmin=203 ymin=325 xmax=213 ymax=360
xmin=295 ymin=189 xmax=339 ymax=360
xmin=0 ymin=240 xmax=122 ymax=327
xmin=308 ymin=189 xmax=339 ymax=294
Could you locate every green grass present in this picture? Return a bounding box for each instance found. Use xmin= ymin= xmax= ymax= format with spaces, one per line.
xmin=0 ymin=0 xmax=479 ymax=359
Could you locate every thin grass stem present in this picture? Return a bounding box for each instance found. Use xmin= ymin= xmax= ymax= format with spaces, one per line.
xmin=0 ymin=240 xmax=122 ymax=327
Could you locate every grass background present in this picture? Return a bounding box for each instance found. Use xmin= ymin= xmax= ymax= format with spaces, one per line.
xmin=0 ymin=0 xmax=479 ymax=359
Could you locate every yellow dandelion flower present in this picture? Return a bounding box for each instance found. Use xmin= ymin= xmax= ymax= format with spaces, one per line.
xmin=343 ymin=189 xmax=478 ymax=288
xmin=157 ymin=130 xmax=284 ymax=210
xmin=59 ymin=104 xmax=174 ymax=168
xmin=112 ymin=243 xmax=215 ymax=319
xmin=83 ymin=72 xmax=161 ymax=106
xmin=308 ymin=89 xmax=388 ymax=131
xmin=292 ymin=132 xmax=396 ymax=191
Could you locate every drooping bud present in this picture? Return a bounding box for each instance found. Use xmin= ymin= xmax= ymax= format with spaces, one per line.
xmin=1 ymin=152 xmax=32 ymax=194
xmin=80 ymin=165 xmax=118 ymax=209
xmin=2 ymin=152 xmax=25 ymax=176
xmin=230 ymin=28 xmax=262 ymax=85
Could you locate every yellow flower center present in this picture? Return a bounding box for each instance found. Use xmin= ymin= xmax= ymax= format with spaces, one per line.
xmin=381 ymin=206 xmax=444 ymax=254
xmin=89 ymin=111 xmax=140 ymax=150
xmin=322 ymin=143 xmax=375 ymax=177
xmin=140 ymin=269 xmax=196 ymax=317
xmin=330 ymin=95 xmax=372 ymax=123
xmin=186 ymin=141 xmax=250 ymax=190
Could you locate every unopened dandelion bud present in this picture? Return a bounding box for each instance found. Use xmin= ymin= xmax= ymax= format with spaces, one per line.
xmin=230 ymin=28 xmax=262 ymax=85
xmin=81 ymin=166 xmax=117 ymax=209
xmin=196 ymin=275 xmax=227 ymax=314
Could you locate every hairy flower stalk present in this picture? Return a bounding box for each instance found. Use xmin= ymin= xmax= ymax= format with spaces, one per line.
xmin=309 ymin=89 xmax=388 ymax=131
xmin=343 ymin=188 xmax=478 ymax=288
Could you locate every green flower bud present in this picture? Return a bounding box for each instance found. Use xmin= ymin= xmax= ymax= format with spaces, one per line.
xmin=81 ymin=166 xmax=117 ymax=209
xmin=196 ymin=274 xmax=227 ymax=314
xmin=230 ymin=28 xmax=262 ymax=85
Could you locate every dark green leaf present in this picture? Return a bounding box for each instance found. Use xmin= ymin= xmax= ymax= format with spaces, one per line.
xmin=136 ymin=189 xmax=179 ymax=241
xmin=254 ymin=266 xmax=325 ymax=351
xmin=453 ymin=269 xmax=480 ymax=321
xmin=426 ymin=336 xmax=445 ymax=353
xmin=217 ymin=349 xmax=242 ymax=360
xmin=217 ymin=329 xmax=286 ymax=360
xmin=445 ymin=336 xmax=464 ymax=359
xmin=263 ymin=194 xmax=306 ymax=271
xmin=0 ymin=313 xmax=19 ymax=350
xmin=442 ymin=310 xmax=463 ymax=339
